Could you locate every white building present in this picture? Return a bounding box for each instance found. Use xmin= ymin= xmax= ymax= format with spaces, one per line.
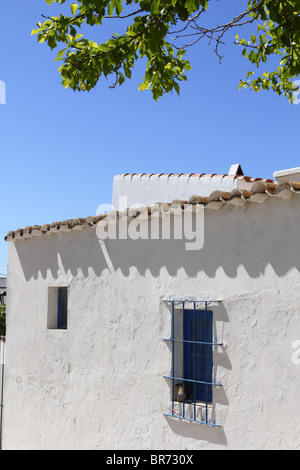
xmin=0 ymin=277 xmax=6 ymax=305
xmin=3 ymin=165 xmax=300 ymax=450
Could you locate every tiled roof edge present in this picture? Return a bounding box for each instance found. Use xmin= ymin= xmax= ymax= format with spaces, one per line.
xmin=5 ymin=180 xmax=300 ymax=242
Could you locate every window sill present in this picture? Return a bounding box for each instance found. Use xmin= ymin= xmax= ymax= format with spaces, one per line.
xmin=163 ymin=401 xmax=220 ymax=427
xmin=47 ymin=328 xmax=68 ymax=331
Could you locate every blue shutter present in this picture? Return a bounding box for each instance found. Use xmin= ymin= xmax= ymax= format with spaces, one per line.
xmin=57 ymin=287 xmax=68 ymax=329
xmin=183 ymin=309 xmax=213 ymax=402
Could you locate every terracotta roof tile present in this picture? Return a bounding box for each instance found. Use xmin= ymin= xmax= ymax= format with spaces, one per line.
xmin=5 ymin=179 xmax=300 ymax=242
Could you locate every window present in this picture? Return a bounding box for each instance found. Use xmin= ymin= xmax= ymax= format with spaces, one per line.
xmin=183 ymin=308 xmax=213 ymax=403
xmin=57 ymin=287 xmax=68 ymax=329
xmin=163 ymin=300 xmax=222 ymax=426
xmin=47 ymin=287 xmax=68 ymax=330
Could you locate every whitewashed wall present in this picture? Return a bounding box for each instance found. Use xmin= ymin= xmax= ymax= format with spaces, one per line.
xmin=3 ymin=196 xmax=300 ymax=450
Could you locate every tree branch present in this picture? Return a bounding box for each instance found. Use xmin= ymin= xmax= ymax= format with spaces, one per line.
xmin=169 ymin=0 xmax=265 ymax=61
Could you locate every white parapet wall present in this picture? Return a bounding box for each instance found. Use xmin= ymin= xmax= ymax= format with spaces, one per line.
xmin=274 ymin=167 xmax=300 ymax=183
xmin=112 ymin=170 xmax=264 ymax=210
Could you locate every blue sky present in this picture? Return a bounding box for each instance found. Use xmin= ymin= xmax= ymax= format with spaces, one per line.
xmin=0 ymin=1 xmax=299 ymax=275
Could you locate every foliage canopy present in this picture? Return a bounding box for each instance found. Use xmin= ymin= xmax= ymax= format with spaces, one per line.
xmin=32 ymin=0 xmax=300 ymax=101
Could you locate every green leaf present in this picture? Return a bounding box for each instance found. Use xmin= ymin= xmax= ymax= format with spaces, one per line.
xmin=138 ymin=80 xmax=151 ymax=91
xmin=248 ymin=49 xmax=256 ymax=63
xmin=118 ymin=73 xmax=125 ymax=85
xmin=31 ymin=28 xmax=43 ymax=36
xmin=53 ymin=48 xmax=66 ymax=61
xmin=184 ymin=0 xmax=197 ymax=14
xmin=70 ymin=3 xmax=79 ymax=15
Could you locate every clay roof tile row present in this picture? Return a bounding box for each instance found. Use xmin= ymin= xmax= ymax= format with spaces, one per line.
xmin=4 ymin=180 xmax=300 ymax=242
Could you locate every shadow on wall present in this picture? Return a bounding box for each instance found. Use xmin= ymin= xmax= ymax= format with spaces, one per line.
xmin=165 ymin=416 xmax=228 ymax=447
xmin=13 ymin=197 xmax=300 ymax=282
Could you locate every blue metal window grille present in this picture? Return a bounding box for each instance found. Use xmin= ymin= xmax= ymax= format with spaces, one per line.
xmin=163 ymin=300 xmax=222 ymax=426
xmin=57 ymin=287 xmax=68 ymax=330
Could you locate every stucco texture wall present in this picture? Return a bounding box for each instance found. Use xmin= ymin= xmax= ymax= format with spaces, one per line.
xmin=3 ymin=196 xmax=300 ymax=449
